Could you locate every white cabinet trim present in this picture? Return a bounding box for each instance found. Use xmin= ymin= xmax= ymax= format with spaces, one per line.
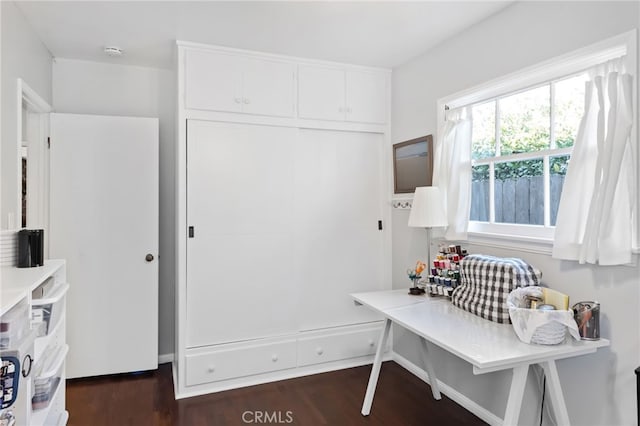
xmin=177 ymin=40 xmax=392 ymax=74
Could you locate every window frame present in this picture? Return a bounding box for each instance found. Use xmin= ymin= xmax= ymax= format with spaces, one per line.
xmin=436 ymin=30 xmax=637 ymax=253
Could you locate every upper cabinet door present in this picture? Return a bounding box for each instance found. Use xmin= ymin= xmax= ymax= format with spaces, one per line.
xmin=184 ymin=48 xmax=388 ymax=124
xmin=185 ymin=50 xmax=242 ymax=113
xmin=243 ymin=58 xmax=296 ymax=118
xmin=345 ymin=70 xmax=387 ymax=124
xmin=298 ymin=65 xmax=345 ymax=122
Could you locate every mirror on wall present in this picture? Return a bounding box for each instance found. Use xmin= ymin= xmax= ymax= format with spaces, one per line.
xmin=392 ymin=134 xmax=434 ymax=194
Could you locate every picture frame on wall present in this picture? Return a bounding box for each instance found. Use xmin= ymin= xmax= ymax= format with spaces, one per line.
xmin=393 ymin=134 xmax=433 ymax=194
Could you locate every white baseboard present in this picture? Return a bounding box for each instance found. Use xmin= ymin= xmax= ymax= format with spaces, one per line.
xmin=158 ymin=353 xmax=174 ymax=364
xmin=392 ymin=351 xmax=503 ymax=426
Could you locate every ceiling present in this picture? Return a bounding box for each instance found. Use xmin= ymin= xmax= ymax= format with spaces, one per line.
xmin=16 ymin=1 xmax=513 ymax=70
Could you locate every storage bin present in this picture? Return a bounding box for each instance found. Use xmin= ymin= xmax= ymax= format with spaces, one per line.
xmin=31 ymin=284 xmax=68 ymax=338
xmin=32 ymin=344 xmax=68 ymax=411
xmin=0 ymin=302 xmax=29 ymax=349
xmin=507 ymin=286 xmax=580 ymax=345
xmin=31 ymin=276 xmax=56 ymax=299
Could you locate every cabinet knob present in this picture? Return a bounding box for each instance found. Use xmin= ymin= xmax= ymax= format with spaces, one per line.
xmin=369 ymin=340 xmax=375 ymax=347
xmin=346 ymin=107 xmax=353 ymax=113
xmin=234 ymin=97 xmax=242 ymax=104
xmin=243 ymin=98 xmax=251 ymax=104
xmin=207 ymin=366 xmax=215 ymax=373
xmin=338 ymin=107 xmax=344 ymax=113
xmin=271 ymin=354 xmax=278 ymax=362
xmin=316 ymin=347 xmax=324 ymax=356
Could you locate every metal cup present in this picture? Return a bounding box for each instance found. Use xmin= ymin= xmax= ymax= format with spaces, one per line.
xmin=572 ymin=301 xmax=600 ymax=340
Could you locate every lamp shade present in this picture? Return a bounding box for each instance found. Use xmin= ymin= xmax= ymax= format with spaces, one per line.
xmin=408 ymin=186 xmax=448 ymax=228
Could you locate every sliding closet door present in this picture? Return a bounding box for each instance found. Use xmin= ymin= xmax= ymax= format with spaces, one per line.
xmin=186 ymin=120 xmax=298 ymax=348
xmin=294 ymin=129 xmax=384 ymax=331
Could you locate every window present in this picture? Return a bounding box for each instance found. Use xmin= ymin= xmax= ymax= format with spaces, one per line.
xmin=470 ymin=73 xmax=588 ymax=231
xmin=437 ymin=30 xmax=635 ymax=248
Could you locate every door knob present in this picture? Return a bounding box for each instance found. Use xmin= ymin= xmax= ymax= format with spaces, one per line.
xmin=145 ymin=254 xmax=154 ymax=262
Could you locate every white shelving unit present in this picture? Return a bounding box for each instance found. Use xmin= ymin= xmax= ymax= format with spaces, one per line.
xmin=0 ymin=260 xmax=69 ymax=426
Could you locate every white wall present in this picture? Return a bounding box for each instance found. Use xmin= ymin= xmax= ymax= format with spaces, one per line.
xmin=52 ymin=58 xmax=175 ymax=358
xmin=391 ymin=2 xmax=640 ymax=425
xmin=1 ymin=1 xmax=52 ymax=229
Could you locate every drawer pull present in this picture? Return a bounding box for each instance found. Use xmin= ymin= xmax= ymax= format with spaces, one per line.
xmin=207 ymin=366 xmax=215 ymax=373
xmin=316 ymin=347 xmax=324 ymax=356
xmin=369 ymin=340 xmax=375 ymax=347
xmin=271 ymin=354 xmax=278 ymax=362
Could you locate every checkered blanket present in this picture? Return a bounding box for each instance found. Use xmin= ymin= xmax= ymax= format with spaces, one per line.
xmin=451 ymin=254 xmax=542 ymax=324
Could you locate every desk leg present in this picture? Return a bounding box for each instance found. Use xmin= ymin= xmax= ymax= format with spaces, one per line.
xmin=361 ymin=318 xmax=391 ymax=416
xmin=419 ymin=337 xmax=442 ymax=400
xmin=503 ymin=365 xmax=529 ymax=425
xmin=541 ymin=360 xmax=571 ymax=426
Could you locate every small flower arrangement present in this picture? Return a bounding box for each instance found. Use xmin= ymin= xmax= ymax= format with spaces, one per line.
xmin=407 ymin=261 xmax=426 ymax=281
xmin=407 ymin=261 xmax=427 ymax=295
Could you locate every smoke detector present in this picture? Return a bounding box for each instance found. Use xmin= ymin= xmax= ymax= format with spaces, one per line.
xmin=104 ymin=46 xmax=123 ymax=57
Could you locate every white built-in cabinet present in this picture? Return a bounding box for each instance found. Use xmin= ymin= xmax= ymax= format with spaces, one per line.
xmin=185 ymin=49 xmax=296 ymax=117
xmin=297 ymin=65 xmax=387 ymax=124
xmin=176 ymin=42 xmax=391 ymax=398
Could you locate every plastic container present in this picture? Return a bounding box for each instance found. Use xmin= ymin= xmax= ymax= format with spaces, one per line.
xmin=31 ymin=284 xmax=68 ymax=338
xmin=0 ymin=302 xmax=29 ymax=349
xmin=32 ymin=344 xmax=68 ymax=411
xmin=31 ymin=276 xmax=56 ymax=299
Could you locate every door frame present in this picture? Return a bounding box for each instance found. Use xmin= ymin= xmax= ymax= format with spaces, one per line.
xmin=17 ymin=79 xmax=51 ymax=240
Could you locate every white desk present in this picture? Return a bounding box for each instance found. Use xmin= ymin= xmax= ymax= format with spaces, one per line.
xmin=352 ymin=289 xmax=609 ymax=426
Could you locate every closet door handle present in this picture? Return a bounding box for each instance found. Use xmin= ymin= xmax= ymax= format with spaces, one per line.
xmin=145 ymin=254 xmax=154 ymax=262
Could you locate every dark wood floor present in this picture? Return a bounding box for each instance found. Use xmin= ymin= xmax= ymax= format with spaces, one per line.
xmin=66 ymin=361 xmax=486 ymax=425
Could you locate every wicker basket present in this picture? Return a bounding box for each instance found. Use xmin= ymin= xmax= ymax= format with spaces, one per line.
xmin=507 ymin=287 xmax=580 ymax=345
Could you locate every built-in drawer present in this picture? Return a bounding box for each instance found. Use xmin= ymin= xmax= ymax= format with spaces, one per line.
xmin=185 ymin=339 xmax=297 ymax=386
xmin=297 ymin=325 xmax=384 ymax=367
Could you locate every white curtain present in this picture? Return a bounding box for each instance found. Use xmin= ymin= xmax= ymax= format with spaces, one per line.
xmin=553 ymin=58 xmax=636 ymax=265
xmin=433 ymin=106 xmax=472 ymax=240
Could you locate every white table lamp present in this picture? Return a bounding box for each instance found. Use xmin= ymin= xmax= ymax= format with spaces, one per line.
xmin=408 ymin=186 xmax=448 ymax=268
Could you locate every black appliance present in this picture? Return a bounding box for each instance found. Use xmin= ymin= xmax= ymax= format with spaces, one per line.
xmin=17 ymin=229 xmax=43 ymax=268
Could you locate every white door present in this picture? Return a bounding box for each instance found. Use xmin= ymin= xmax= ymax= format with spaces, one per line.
xmin=185 ymin=49 xmax=243 ymax=113
xmin=186 ymin=120 xmax=299 ymax=348
xmin=49 ymin=113 xmax=158 ymax=378
xmin=297 ymin=65 xmax=345 ymax=121
xmin=294 ymin=129 xmax=385 ymax=330
xmin=242 ymin=57 xmax=295 ymax=117
xmin=345 ymin=70 xmax=387 ymax=124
